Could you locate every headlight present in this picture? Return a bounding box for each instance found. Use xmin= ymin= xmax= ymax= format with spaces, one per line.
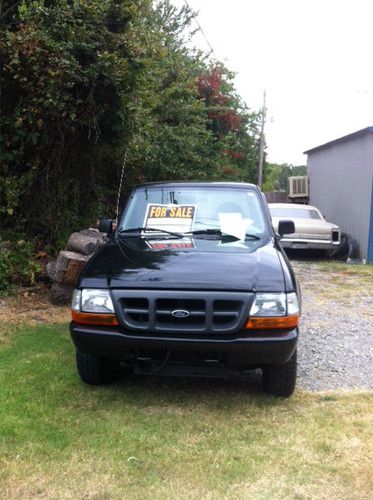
xmin=71 ymin=289 xmax=81 ymax=311
xmin=287 ymin=292 xmax=299 ymax=316
xmin=71 ymin=289 xmax=119 ymax=326
xmin=81 ymin=289 xmax=114 ymax=313
xmin=245 ymin=292 xmax=299 ymax=329
xmin=249 ymin=292 xmax=299 ymax=317
xmin=72 ymin=289 xmax=115 ymax=313
xmin=250 ymin=293 xmax=286 ymax=317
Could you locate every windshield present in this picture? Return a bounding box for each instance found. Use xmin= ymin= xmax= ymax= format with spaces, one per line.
xmin=119 ymin=186 xmax=268 ymax=239
xmin=269 ymin=207 xmax=322 ymax=220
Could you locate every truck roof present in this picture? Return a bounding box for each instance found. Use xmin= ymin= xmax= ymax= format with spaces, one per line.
xmin=268 ymin=203 xmax=319 ymax=211
xmin=134 ymin=181 xmax=259 ymax=190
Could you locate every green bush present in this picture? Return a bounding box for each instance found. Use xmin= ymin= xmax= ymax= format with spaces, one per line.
xmin=0 ymin=237 xmax=41 ymax=293
xmin=0 ymin=1 xmax=260 ymax=248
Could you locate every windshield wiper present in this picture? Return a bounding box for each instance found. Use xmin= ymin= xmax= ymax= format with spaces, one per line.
xmin=186 ymin=229 xmax=261 ymax=240
xmin=118 ymin=227 xmax=183 ymax=239
xmin=244 ymin=233 xmax=261 ymax=240
xmin=186 ymin=229 xmax=221 ymax=235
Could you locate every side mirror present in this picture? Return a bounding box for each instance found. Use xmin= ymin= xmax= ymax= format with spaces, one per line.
xmin=278 ymin=220 xmax=295 ymax=237
xmin=98 ymin=218 xmax=113 ymax=235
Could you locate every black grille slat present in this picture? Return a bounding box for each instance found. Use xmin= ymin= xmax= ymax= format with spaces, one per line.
xmin=121 ymin=297 xmax=150 ymax=329
xmin=213 ymin=300 xmax=241 ymax=309
xmin=156 ymin=299 xmax=205 ymax=310
xmin=113 ymin=291 xmax=253 ymax=335
xmin=212 ymin=299 xmax=242 ymax=330
xmin=213 ymin=311 xmax=239 ymax=317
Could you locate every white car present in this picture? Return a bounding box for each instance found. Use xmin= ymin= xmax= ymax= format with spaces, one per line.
xmin=269 ymin=203 xmax=341 ymax=253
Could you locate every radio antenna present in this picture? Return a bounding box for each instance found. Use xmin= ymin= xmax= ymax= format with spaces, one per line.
xmin=115 ymin=144 xmax=131 ymax=223
xmin=115 ymin=101 xmax=139 ymax=223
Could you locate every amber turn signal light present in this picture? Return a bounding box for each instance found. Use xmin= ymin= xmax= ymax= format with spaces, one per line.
xmin=245 ymin=315 xmax=299 ymax=330
xmin=71 ymin=310 xmax=120 ymax=326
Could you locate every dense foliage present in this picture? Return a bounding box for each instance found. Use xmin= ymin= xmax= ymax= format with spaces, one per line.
xmin=1 ymin=0 xmax=260 ymax=253
xmin=263 ymin=163 xmax=307 ymax=192
xmin=0 ymin=234 xmax=40 ymax=292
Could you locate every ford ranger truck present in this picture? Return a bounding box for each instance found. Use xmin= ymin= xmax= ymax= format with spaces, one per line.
xmin=70 ymin=182 xmax=300 ymax=397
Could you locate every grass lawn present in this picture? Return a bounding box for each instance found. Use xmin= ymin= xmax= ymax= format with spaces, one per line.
xmin=0 ymin=324 xmax=372 ymax=499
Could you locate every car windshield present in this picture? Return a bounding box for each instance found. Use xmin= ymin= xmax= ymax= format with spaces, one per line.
xmin=270 ymin=207 xmax=322 ymax=220
xmin=119 ymin=186 xmax=268 ymax=239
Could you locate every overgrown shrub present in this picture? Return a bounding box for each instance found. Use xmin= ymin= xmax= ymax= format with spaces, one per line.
xmin=0 ymin=0 xmax=260 ymax=249
xmin=0 ymin=236 xmax=40 ymax=293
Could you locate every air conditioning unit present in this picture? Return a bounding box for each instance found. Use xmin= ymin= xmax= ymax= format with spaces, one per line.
xmin=288 ymin=176 xmax=309 ymax=198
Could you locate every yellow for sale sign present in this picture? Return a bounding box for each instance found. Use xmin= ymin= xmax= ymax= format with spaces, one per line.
xmin=144 ymin=204 xmax=196 ymax=233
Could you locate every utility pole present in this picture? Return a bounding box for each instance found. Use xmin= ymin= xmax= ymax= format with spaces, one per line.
xmin=257 ymin=90 xmax=266 ymax=188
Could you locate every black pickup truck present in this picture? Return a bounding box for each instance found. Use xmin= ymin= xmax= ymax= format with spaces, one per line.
xmin=70 ymin=182 xmax=300 ymax=397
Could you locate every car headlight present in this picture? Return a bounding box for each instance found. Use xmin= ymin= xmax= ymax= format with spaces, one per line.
xmin=249 ymin=292 xmax=299 ymax=317
xmin=246 ymin=292 xmax=299 ymax=329
xmin=250 ymin=293 xmax=287 ymax=317
xmin=286 ymin=292 xmax=299 ymax=316
xmin=80 ymin=289 xmax=115 ymax=313
xmin=71 ymin=289 xmax=119 ymax=326
xmin=71 ymin=289 xmax=82 ymax=311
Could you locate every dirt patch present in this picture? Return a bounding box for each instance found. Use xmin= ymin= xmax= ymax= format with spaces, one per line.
xmin=0 ymin=284 xmax=70 ymax=326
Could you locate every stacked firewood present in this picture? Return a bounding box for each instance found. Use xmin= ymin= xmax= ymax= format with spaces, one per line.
xmin=46 ymin=229 xmax=106 ymax=305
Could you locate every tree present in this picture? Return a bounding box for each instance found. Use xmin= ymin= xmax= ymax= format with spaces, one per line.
xmin=262 ymin=163 xmax=307 ymax=192
xmin=197 ymin=65 xmax=260 ymax=181
xmin=1 ymin=0 xmax=151 ymax=245
xmin=0 ymin=0 xmax=260 ymax=248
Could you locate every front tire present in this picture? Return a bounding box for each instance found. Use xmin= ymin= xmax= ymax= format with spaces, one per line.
xmin=333 ymin=232 xmax=350 ymax=260
xmin=262 ymin=350 xmax=297 ymax=397
xmin=76 ymin=349 xmax=119 ymax=385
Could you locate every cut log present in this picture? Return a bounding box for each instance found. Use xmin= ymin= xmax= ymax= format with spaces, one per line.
xmin=47 ymin=250 xmax=89 ymax=285
xmin=81 ymin=228 xmax=107 ymax=238
xmin=47 ymin=227 xmax=108 ymax=305
xmin=50 ymin=282 xmax=75 ymax=305
xmin=46 ymin=260 xmax=57 ymax=280
xmin=66 ymin=230 xmax=106 ymax=256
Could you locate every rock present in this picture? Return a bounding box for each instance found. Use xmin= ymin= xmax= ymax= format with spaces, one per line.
xmin=47 ymin=250 xmax=88 ymax=285
xmin=66 ymin=230 xmax=106 ymax=256
xmin=50 ymin=282 xmax=75 ymax=305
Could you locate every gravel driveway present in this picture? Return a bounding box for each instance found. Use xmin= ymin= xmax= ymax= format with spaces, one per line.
xmin=292 ymin=260 xmax=373 ymax=391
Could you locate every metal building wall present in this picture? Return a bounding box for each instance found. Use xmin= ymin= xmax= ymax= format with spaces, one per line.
xmin=369 ymin=178 xmax=373 ymax=261
xmin=308 ymin=133 xmax=373 ymax=260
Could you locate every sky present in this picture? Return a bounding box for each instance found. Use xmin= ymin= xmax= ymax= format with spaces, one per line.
xmin=172 ymin=0 xmax=373 ymax=165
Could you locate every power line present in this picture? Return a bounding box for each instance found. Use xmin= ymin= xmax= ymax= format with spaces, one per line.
xmin=183 ymin=0 xmax=217 ymax=59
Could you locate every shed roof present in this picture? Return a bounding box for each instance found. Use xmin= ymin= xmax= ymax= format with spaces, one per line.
xmin=304 ymin=126 xmax=373 ymax=154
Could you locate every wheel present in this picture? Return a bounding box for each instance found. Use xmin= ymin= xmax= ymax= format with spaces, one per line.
xmin=333 ymin=232 xmax=349 ymax=260
xmin=76 ymin=349 xmax=119 ymax=385
xmin=262 ymin=350 xmax=297 ymax=397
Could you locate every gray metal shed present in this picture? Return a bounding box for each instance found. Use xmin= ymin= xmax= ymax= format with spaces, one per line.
xmin=304 ymin=127 xmax=373 ymax=262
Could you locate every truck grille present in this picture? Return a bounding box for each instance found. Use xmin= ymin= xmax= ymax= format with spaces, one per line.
xmin=111 ymin=290 xmax=253 ymax=335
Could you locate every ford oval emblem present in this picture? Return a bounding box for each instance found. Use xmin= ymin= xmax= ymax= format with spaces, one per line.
xmin=171 ymin=309 xmax=190 ymax=318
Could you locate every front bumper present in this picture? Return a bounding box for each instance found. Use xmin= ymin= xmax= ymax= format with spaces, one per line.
xmin=280 ymin=238 xmax=340 ymax=251
xmin=70 ymin=323 xmax=298 ymax=367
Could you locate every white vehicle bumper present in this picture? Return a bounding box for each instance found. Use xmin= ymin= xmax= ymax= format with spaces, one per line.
xmin=280 ymin=238 xmax=341 ymax=251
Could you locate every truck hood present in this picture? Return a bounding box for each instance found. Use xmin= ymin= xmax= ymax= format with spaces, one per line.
xmin=78 ymin=236 xmax=287 ymax=292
